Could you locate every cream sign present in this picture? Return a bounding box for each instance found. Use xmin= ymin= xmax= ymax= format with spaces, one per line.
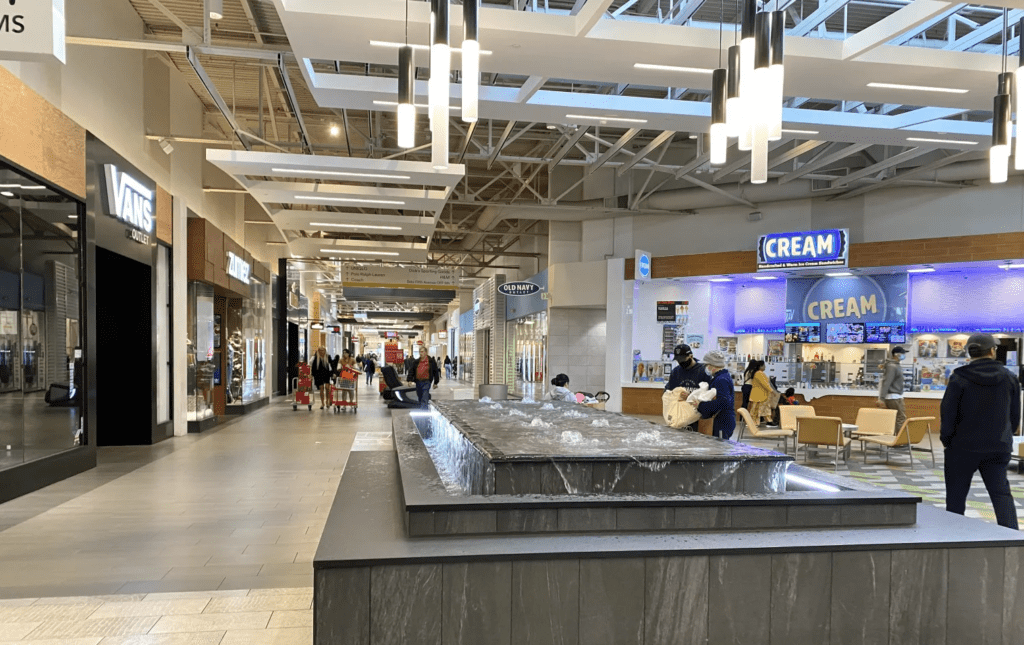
xmin=0 ymin=0 xmax=66 ymax=63
xmin=103 ymin=165 xmax=154 ymax=234
xmin=227 ymin=252 xmax=251 ymax=282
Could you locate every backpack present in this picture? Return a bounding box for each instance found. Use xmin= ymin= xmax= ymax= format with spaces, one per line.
xmin=416 ymin=358 xmax=430 ymax=381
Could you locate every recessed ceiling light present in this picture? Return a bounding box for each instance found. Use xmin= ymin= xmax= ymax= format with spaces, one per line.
xmin=907 ymin=267 xmax=935 ymax=273
xmin=271 ymin=168 xmax=412 ymax=180
xmin=329 ymin=124 xmax=340 ymax=137
xmin=867 ymin=82 xmax=968 ymax=94
xmin=634 ymin=63 xmax=714 ymax=74
xmin=320 ymin=249 xmax=402 ymax=256
xmin=68 ymin=214 xmax=78 ymax=219
xmin=826 ymin=272 xmax=853 ymax=277
xmin=295 ymin=195 xmax=406 ymax=206
xmin=998 ymin=263 xmax=1024 ymax=269
xmin=752 ymin=275 xmax=778 ymax=280
xmin=309 ymin=222 xmax=403 ymax=231
xmin=709 ymin=278 xmax=733 ymax=282
xmin=369 ymin=40 xmax=493 ymax=55
xmin=781 ymin=129 xmax=819 ymax=135
xmin=565 ymin=114 xmax=648 ymax=124
xmin=0 ymin=191 xmax=13 ymax=198
xmin=906 ymin=137 xmax=979 ymax=146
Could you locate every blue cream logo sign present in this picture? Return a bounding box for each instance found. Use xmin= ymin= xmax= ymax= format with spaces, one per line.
xmin=103 ymin=165 xmax=155 ymax=235
xmin=498 ymin=282 xmax=541 ymax=297
xmin=757 ymin=229 xmax=849 ymax=271
xmin=786 ymin=274 xmax=908 ymax=324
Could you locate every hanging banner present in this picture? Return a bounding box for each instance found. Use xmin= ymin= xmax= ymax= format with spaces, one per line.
xmin=341 ymin=264 xmax=456 ymax=290
xmin=757 ymin=229 xmax=849 ymax=271
xmin=786 ymin=275 xmax=908 ymax=325
xmin=0 ymin=0 xmax=65 ymax=63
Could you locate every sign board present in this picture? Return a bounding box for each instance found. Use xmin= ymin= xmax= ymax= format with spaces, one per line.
xmin=103 ymin=165 xmax=154 ymax=234
xmin=757 ymin=229 xmax=849 ymax=271
xmin=635 ymin=250 xmax=652 ymax=280
xmin=226 ymin=251 xmax=251 ymax=282
xmin=341 ymin=264 xmax=455 ymax=290
xmin=0 ymin=0 xmax=65 ymax=63
xmin=786 ymin=274 xmax=908 ymax=325
xmin=497 ymin=281 xmax=541 ymax=297
xmin=656 ymin=301 xmax=689 ymax=323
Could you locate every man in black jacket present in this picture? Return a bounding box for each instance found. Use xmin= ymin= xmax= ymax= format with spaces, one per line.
xmin=940 ymin=333 xmax=1021 ymax=529
xmin=407 ymin=349 xmax=441 ymax=406
xmin=664 ymin=344 xmax=711 ymax=432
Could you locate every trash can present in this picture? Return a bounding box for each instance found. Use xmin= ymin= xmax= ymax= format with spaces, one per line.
xmin=478 ymin=384 xmax=508 ymax=400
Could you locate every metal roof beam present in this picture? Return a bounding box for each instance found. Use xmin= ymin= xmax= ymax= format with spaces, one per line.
xmin=831 ymin=149 xmax=983 ymax=199
xmin=186 ymin=47 xmax=251 ymax=150
xmin=944 ymin=9 xmax=1024 ymax=51
xmin=487 ymin=121 xmax=518 ymax=169
xmin=277 ymin=54 xmax=313 ymax=154
xmin=549 ymin=126 xmax=591 ymax=170
xmin=844 ymin=0 xmax=964 ymax=59
xmin=779 ymin=143 xmax=871 ymax=184
xmin=587 ymin=128 xmax=642 ymax=175
xmin=790 ymin=0 xmax=857 ymax=37
xmin=617 ymin=130 xmax=675 ymax=176
xmin=831 ymin=147 xmax=930 ymax=188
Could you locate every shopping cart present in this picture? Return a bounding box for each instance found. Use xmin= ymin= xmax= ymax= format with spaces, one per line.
xmin=331 ymin=367 xmax=359 ymax=413
xmin=292 ymin=361 xmax=313 ymax=411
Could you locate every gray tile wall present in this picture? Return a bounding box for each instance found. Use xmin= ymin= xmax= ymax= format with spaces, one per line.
xmin=316 ymin=545 xmax=1024 ymax=645
xmin=548 ymin=308 xmax=607 ymax=395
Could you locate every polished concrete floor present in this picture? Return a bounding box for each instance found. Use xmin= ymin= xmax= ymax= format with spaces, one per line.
xmin=0 ymin=380 xmax=1020 ymax=643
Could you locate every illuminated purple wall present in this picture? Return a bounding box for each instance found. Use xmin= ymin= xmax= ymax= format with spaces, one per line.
xmin=909 ymin=269 xmax=1024 ymax=332
xmin=712 ymin=280 xmax=787 ymax=334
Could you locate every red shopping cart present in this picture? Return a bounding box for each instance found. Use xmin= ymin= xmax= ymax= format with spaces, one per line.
xmin=331 ymin=367 xmax=359 ymax=413
xmin=292 ymin=362 xmax=313 ymax=411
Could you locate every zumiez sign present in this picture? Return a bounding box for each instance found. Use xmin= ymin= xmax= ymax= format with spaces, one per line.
xmin=757 ymin=229 xmax=849 ymax=271
xmin=103 ymin=165 xmax=154 ymax=234
xmin=227 ymin=252 xmax=251 ymax=282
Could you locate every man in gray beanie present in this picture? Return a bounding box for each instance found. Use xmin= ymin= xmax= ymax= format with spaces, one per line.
xmin=696 ymin=350 xmax=737 ymax=440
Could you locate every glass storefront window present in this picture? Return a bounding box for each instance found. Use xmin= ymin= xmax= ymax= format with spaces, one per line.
xmin=187 ymin=281 xmax=215 ymax=421
xmin=0 ymin=164 xmax=85 ymax=471
xmin=227 ymin=280 xmax=268 ymax=406
xmin=511 ymin=312 xmax=548 ymax=399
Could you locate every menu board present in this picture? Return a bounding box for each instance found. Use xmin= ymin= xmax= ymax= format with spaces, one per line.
xmin=866 ymin=322 xmax=906 ymax=344
xmin=662 ymin=324 xmax=680 ymax=360
xmin=826 ymin=323 xmax=866 ymax=344
xmin=656 ymin=301 xmax=689 ymax=324
xmin=785 ymin=323 xmax=820 ymax=343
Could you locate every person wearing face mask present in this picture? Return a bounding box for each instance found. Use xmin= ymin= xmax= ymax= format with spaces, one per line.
xmin=664 ymin=344 xmax=709 ymax=392
xmin=695 ymin=351 xmax=737 ymax=440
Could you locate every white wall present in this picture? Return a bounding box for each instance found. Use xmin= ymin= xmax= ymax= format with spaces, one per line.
xmin=548 ymin=221 xmax=582 ymax=265
xmin=548 ymin=260 xmax=608 ymax=308
xmin=630 ymin=279 xmax=712 ymax=363
xmin=548 ymin=308 xmax=607 ymax=395
xmin=604 ymin=259 xmax=628 ymax=412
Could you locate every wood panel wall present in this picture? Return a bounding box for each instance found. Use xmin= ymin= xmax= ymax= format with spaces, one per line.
xmin=187 ymin=217 xmax=261 ymax=298
xmin=0 ymin=66 xmax=86 ymax=199
xmin=624 ymin=232 xmax=1024 ymax=280
xmin=155 ymin=186 xmax=172 ymax=246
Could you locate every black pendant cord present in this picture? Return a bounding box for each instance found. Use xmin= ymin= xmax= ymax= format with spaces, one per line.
xmin=734 ymin=0 xmax=739 ymax=46
xmin=405 ymin=0 xmax=409 ymax=45
xmin=1003 ymin=8 xmax=1008 ymax=75
xmin=719 ymin=0 xmax=724 ymax=67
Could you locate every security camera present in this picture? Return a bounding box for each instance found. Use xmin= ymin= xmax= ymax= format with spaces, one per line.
xmin=158 ymin=139 xmax=174 ymax=155
xmin=747 ymin=211 xmax=763 ymax=222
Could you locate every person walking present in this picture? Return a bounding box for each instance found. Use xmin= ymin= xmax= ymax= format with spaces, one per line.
xmin=741 ymin=359 xmax=759 ymax=411
xmin=310 ymin=347 xmax=333 ymax=410
xmin=444 ymin=355 xmax=452 ymax=380
xmin=695 ymin=351 xmax=737 ymax=440
xmin=941 ymin=333 xmax=1020 ymax=530
xmin=364 ymin=355 xmax=376 ymax=386
xmin=748 ymin=361 xmax=774 ymax=425
xmin=407 ymin=350 xmax=440 ymax=407
xmin=336 ymin=349 xmax=358 ymax=407
xmin=878 ymin=346 xmax=908 ymax=432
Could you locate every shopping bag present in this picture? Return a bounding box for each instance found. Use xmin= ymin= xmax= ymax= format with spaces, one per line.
xmin=662 ymin=388 xmax=702 ymax=429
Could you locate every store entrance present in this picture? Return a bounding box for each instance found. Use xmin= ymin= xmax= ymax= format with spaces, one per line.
xmin=95 ymin=247 xmax=153 ymax=445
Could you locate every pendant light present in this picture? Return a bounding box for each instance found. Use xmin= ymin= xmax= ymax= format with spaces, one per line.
xmin=750 ymin=11 xmax=771 ymax=183
xmin=726 ymin=45 xmax=743 ymax=138
xmin=991 ymin=10 xmax=1011 ymax=184
xmin=462 ymin=0 xmax=480 ymax=123
xmin=710 ymin=0 xmax=727 ymax=165
xmin=208 ymin=0 xmax=223 ymax=20
xmin=430 ymin=0 xmax=451 ymax=169
xmin=1016 ymin=17 xmax=1024 ymax=170
xmin=397 ymin=0 xmax=415 ymax=149
xmin=738 ymin=0 xmax=757 ymax=152
xmin=767 ymin=10 xmax=785 ymax=141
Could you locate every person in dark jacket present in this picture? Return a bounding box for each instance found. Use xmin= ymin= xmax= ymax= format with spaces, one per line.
xmin=364 ymin=356 xmax=376 ymax=386
xmin=940 ymin=333 xmax=1021 ymax=530
xmin=664 ymin=344 xmax=709 ymax=392
xmin=310 ymin=347 xmax=333 ymax=410
xmin=878 ymin=346 xmax=908 ymax=432
xmin=696 ymin=350 xmax=736 ymax=440
xmin=444 ymin=355 xmax=452 ymax=379
xmin=407 ymin=350 xmax=441 ymax=406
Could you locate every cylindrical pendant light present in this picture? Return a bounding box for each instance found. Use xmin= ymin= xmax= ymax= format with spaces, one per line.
xmin=992 ymin=92 xmax=1011 ymax=184
xmin=398 ymin=46 xmax=416 ymax=149
xmin=726 ymin=45 xmax=743 ymax=138
xmin=768 ymin=10 xmax=785 ymax=141
xmin=208 ymin=0 xmax=223 ymax=20
xmin=738 ymin=0 xmax=757 ymax=151
xmin=1016 ymin=19 xmax=1024 ymax=169
xmin=430 ymin=0 xmax=451 ymax=169
xmin=751 ymin=11 xmax=771 ymax=184
xmin=462 ymin=0 xmax=480 ymax=123
xmin=710 ymin=68 xmax=728 ymax=165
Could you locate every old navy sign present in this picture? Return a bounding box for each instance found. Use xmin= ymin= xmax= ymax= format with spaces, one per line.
xmin=227 ymin=252 xmax=251 ymax=282
xmin=757 ymin=229 xmax=849 ymax=271
xmin=498 ymin=282 xmax=541 ymax=297
xmin=103 ymin=165 xmax=155 ymax=235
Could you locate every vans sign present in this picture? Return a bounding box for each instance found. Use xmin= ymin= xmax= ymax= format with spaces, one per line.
xmin=0 ymin=0 xmax=65 ymax=63
xmin=498 ymin=282 xmax=541 ymax=297
xmin=757 ymin=229 xmax=849 ymax=271
xmin=103 ymin=165 xmax=155 ymax=234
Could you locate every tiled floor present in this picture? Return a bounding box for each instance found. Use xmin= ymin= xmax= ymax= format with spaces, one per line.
xmin=1 ymin=384 xmax=1021 ymax=644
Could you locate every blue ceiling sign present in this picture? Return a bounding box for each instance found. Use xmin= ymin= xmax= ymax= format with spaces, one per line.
xmin=498 ymin=281 xmax=542 ymax=297
xmin=757 ymin=229 xmax=849 ymax=271
xmin=636 ymin=251 xmax=652 ymax=279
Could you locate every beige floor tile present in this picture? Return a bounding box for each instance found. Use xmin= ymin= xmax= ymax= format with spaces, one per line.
xmin=148 ymin=611 xmax=271 ymax=634
xmin=12 ymin=638 xmax=102 ymax=645
xmin=26 ymin=616 xmax=158 ymax=639
xmin=0 ymin=604 xmax=101 ymax=623
xmin=218 ymin=576 xmax=311 ymax=592
xmin=162 ymin=566 xmax=262 ymax=581
xmin=245 ymin=588 xmax=312 ymax=597
xmin=267 ymin=610 xmax=312 ymax=629
xmin=99 ymin=633 xmax=226 ymax=644
xmin=219 ymin=627 xmax=312 ymax=645
xmin=203 ymin=594 xmax=311 ymax=614
xmin=34 ymin=595 xmax=149 ymax=605
xmin=88 ymin=599 xmax=211 ymax=619
xmin=0 ymin=621 xmax=42 ymax=640
xmin=142 ymin=591 xmax=246 ymax=602
xmin=0 ymin=598 xmax=37 ymax=607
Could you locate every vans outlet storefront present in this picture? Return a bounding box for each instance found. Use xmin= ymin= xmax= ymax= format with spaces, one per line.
xmin=618 ymin=229 xmax=1024 ymax=423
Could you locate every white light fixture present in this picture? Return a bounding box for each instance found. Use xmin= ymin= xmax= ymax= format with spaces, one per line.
xmin=907 ymin=267 xmax=935 ymax=273
xmin=369 ymin=40 xmax=492 ymax=54
xmin=634 ymin=63 xmax=714 ymax=74
xmin=398 ymin=43 xmax=416 ymax=149
xmin=998 ymin=262 xmax=1024 ymax=269
xmin=462 ymin=0 xmax=479 ymax=123
xmin=320 ymin=249 xmax=402 ymax=256
xmin=565 ymin=114 xmax=648 ymax=124
xmin=826 ymin=272 xmax=853 ymax=277
xmin=329 ymin=124 xmax=341 ymax=137
xmin=68 ymin=214 xmax=78 ymax=219
xmin=158 ymin=138 xmax=174 ymax=155
xmin=0 ymin=191 xmax=13 ymax=198
xmin=866 ymin=82 xmax=968 ymax=94
xmin=709 ymin=277 xmax=734 ymax=282
xmin=753 ymin=275 xmax=778 ymax=280
xmin=991 ymin=74 xmax=1012 ymax=184
xmin=309 ymin=222 xmax=403 ymax=231
xmin=430 ymin=0 xmax=451 ymax=169
xmin=906 ymin=137 xmax=979 ymax=146
xmin=767 ymin=11 xmax=785 ymax=142
xmin=208 ymin=0 xmax=223 ymax=20
xmin=710 ymin=69 xmax=728 ymax=166
xmin=750 ymin=11 xmax=771 ymax=184
xmin=1017 ymin=18 xmax=1024 ymax=170
xmin=271 ymin=168 xmax=412 ymax=180
xmin=738 ymin=0 xmax=757 ymax=152
xmin=726 ymin=45 xmax=744 ymax=139
xmin=294 ymin=195 xmax=407 ymax=206
xmin=781 ymin=129 xmax=819 ymax=135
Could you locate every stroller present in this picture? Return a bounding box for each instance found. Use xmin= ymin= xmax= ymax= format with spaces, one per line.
xmin=380 ymin=365 xmax=420 ymax=409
